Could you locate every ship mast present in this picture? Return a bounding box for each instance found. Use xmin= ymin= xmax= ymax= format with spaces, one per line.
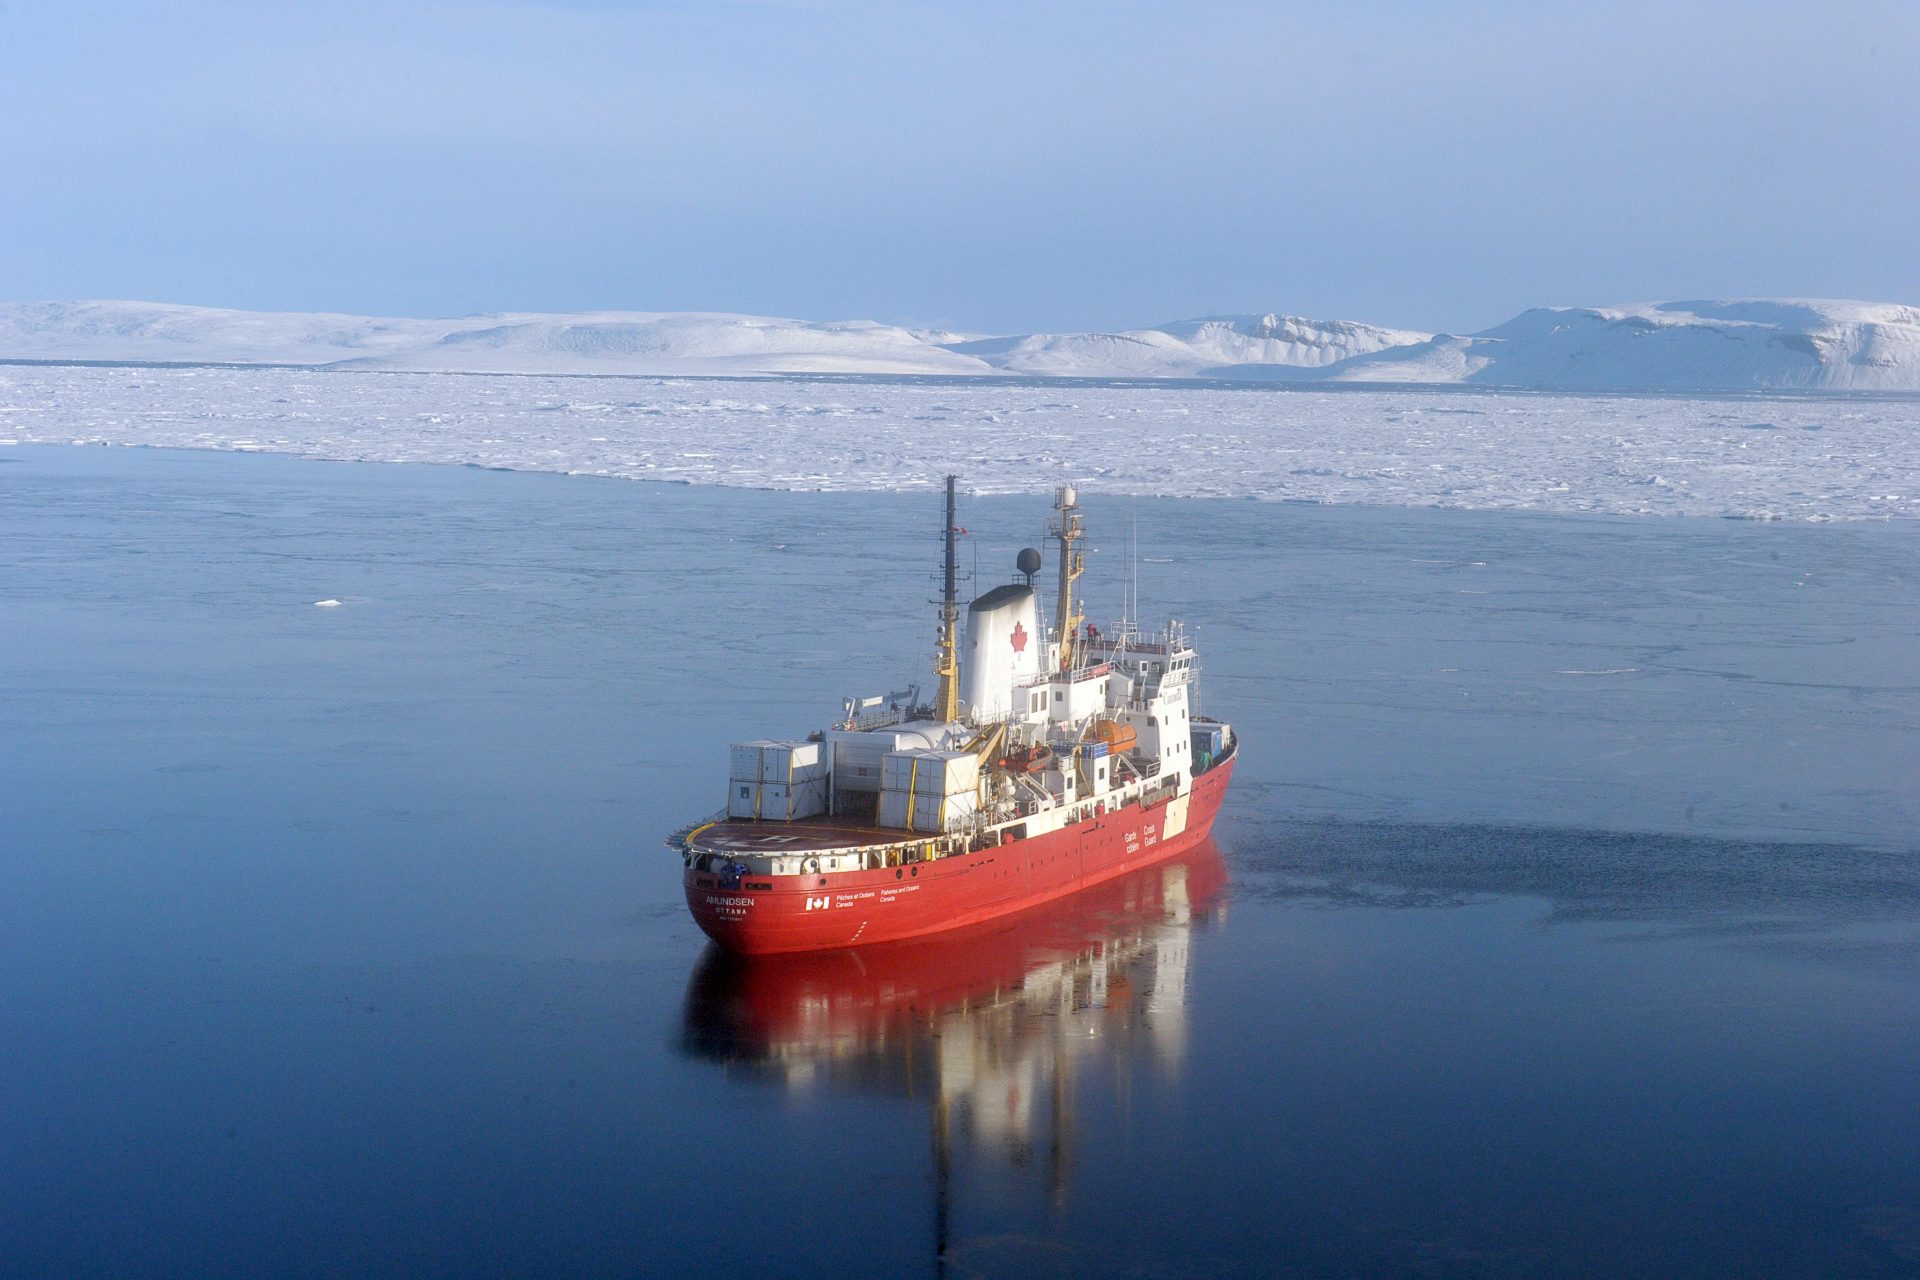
xmin=1052 ymin=483 xmax=1085 ymax=672
xmin=934 ymin=474 xmax=961 ymax=723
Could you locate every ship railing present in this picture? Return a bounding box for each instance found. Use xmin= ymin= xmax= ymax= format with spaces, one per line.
xmin=1013 ymin=773 xmax=1055 ymax=808
xmin=1106 ymin=639 xmax=1193 ymax=660
xmin=666 ymin=810 xmax=727 ymax=856
xmin=1140 ymin=776 xmax=1181 ymax=809
xmin=1013 ymin=660 xmax=1112 ymax=690
xmin=1106 ymin=754 xmax=1158 ymax=787
xmin=845 ymin=707 xmax=909 ymax=731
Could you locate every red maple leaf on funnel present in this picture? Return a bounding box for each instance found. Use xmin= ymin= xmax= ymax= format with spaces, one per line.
xmin=1010 ymin=621 xmax=1028 ymax=653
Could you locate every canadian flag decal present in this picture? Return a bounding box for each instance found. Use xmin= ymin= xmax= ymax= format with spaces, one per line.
xmin=1010 ymin=621 xmax=1028 ymax=653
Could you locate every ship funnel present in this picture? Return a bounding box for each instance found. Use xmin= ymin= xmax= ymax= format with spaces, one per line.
xmin=961 ymin=583 xmax=1040 ymax=719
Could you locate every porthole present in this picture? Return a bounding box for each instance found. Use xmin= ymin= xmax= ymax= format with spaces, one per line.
xmin=895 ymin=869 xmax=904 ymax=879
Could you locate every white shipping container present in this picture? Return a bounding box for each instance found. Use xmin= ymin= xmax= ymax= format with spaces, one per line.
xmin=912 ymin=789 xmax=977 ymax=832
xmin=730 ymin=741 xmax=778 ymax=782
xmin=761 ymin=741 xmax=825 ymax=783
xmin=728 ymin=777 xmax=828 ymax=821
xmin=876 ymin=788 xmax=913 ymax=830
xmin=730 ymin=740 xmax=826 ymax=784
xmin=878 ymin=786 xmax=978 ymax=832
xmin=880 ymin=749 xmax=979 ymax=797
xmin=761 ymin=778 xmax=827 ymax=821
xmin=828 ymin=726 xmax=948 ymax=792
xmin=935 ymin=749 xmax=980 ymax=793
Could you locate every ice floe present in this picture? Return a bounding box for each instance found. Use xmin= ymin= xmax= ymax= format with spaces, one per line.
xmin=1 ymin=364 xmax=1912 ymax=521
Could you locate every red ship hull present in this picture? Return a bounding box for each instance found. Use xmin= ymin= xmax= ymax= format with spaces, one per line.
xmin=684 ymin=749 xmax=1235 ymax=954
xmin=682 ymin=839 xmax=1229 ymax=1062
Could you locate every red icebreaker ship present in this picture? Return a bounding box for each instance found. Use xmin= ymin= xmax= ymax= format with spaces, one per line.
xmin=670 ymin=479 xmax=1235 ymax=954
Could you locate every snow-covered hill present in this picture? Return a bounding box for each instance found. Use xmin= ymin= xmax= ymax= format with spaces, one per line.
xmin=1453 ymin=300 xmax=1920 ymax=391
xmin=0 ymin=301 xmax=993 ymax=377
xmin=334 ymin=311 xmax=993 ymax=376
xmin=3 ymin=298 xmax=1918 ymax=390
xmin=944 ymin=314 xmax=1431 ymax=378
xmin=1201 ymin=300 xmax=1920 ymax=390
xmin=0 ymin=300 xmax=442 ymax=365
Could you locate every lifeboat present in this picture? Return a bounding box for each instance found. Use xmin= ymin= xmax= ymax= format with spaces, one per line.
xmin=1088 ymin=717 xmax=1137 ymax=755
xmin=997 ymin=742 xmax=1054 ymax=774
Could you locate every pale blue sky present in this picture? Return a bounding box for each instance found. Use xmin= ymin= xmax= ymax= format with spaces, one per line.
xmin=2 ymin=0 xmax=1915 ymax=333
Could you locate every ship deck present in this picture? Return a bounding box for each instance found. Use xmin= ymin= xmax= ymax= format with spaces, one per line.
xmin=690 ymin=816 xmax=917 ymax=855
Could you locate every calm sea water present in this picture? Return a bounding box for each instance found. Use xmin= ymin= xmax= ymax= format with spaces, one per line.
xmin=4 ymin=445 xmax=1916 ymax=1278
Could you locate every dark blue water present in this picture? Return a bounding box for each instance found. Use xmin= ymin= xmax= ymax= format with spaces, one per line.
xmin=4 ymin=445 xmax=1916 ymax=1278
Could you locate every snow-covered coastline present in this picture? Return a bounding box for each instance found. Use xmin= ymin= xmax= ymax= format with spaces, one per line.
xmin=2 ymin=364 xmax=1911 ymax=522
xmin=5 ymin=298 xmax=1920 ymax=391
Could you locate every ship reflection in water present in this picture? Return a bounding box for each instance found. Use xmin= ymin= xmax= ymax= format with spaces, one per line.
xmin=680 ymin=840 xmax=1227 ymax=1248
